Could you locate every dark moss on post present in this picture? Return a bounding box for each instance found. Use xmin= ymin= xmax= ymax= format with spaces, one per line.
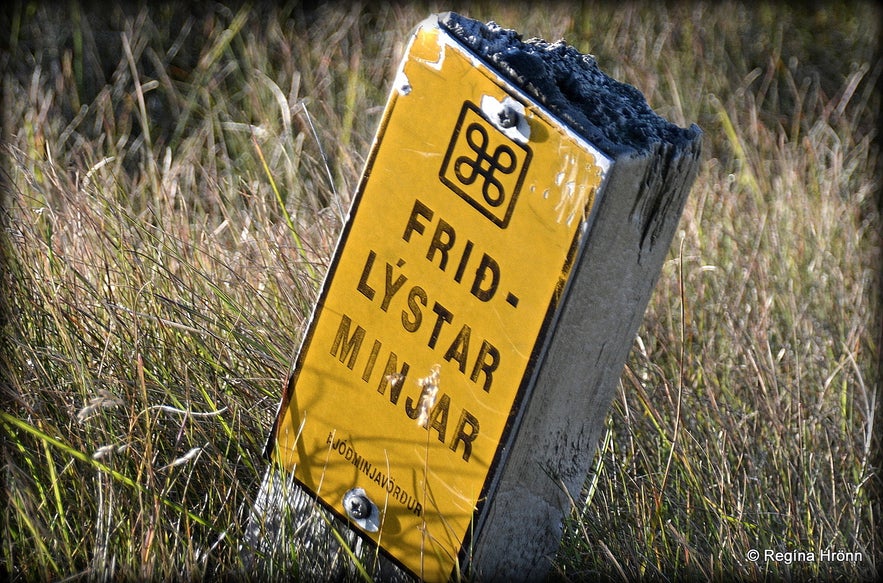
xmin=438 ymin=12 xmax=699 ymax=157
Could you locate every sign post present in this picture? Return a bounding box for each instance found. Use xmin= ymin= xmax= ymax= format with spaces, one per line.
xmin=243 ymin=12 xmax=701 ymax=582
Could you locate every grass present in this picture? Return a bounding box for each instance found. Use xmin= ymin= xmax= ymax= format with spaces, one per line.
xmin=1 ymin=0 xmax=880 ymax=581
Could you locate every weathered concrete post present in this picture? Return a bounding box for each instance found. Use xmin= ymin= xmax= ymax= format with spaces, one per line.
xmin=243 ymin=12 xmax=701 ymax=582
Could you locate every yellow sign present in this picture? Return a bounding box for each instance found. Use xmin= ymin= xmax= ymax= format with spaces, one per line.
xmin=268 ymin=16 xmax=610 ymax=581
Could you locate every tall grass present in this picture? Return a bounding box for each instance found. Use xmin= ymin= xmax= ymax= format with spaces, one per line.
xmin=555 ymin=3 xmax=881 ymax=580
xmin=1 ymin=1 xmax=880 ymax=581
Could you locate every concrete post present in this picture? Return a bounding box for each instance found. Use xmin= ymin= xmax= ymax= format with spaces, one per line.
xmin=243 ymin=12 xmax=701 ymax=582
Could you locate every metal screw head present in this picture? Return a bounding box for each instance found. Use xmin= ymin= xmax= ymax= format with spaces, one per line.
xmin=342 ymin=488 xmax=380 ymax=532
xmin=480 ymin=94 xmax=530 ymax=142
xmin=346 ymin=493 xmax=371 ymax=519
xmin=497 ymin=105 xmax=519 ymax=128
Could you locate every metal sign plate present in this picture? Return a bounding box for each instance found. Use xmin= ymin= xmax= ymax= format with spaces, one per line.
xmin=269 ymin=16 xmax=610 ymax=580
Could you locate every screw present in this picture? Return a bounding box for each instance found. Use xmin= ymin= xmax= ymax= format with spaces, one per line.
xmin=497 ymin=105 xmax=519 ymax=128
xmin=346 ymin=492 xmax=371 ymax=519
xmin=342 ymin=488 xmax=380 ymax=532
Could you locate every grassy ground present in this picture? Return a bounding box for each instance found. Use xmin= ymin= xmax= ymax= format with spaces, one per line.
xmin=1 ymin=1 xmax=880 ymax=581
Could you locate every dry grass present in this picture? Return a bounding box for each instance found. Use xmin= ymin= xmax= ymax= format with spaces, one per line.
xmin=1 ymin=1 xmax=880 ymax=581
